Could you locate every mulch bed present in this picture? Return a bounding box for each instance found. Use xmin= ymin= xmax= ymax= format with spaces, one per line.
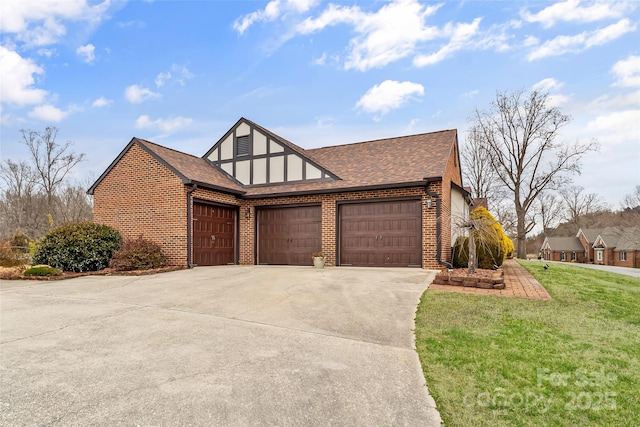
xmin=0 ymin=265 xmax=185 ymax=281
xmin=433 ymin=267 xmax=505 ymax=290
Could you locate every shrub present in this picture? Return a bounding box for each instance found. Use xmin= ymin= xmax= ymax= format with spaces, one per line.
xmin=109 ymin=236 xmax=166 ymax=271
xmin=0 ymin=240 xmax=27 ymax=267
xmin=9 ymin=230 xmax=31 ymax=254
xmin=33 ymin=222 xmax=122 ymax=272
xmin=24 ymin=265 xmax=62 ymax=276
xmin=453 ymin=207 xmax=509 ymax=269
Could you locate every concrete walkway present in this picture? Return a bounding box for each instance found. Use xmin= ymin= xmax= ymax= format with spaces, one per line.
xmin=1 ymin=266 xmax=441 ymax=426
xmin=544 ymin=260 xmax=640 ymax=278
xmin=429 ymin=259 xmax=552 ymax=300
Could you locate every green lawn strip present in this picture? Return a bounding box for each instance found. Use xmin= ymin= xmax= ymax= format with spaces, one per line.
xmin=415 ymin=261 xmax=640 ymax=427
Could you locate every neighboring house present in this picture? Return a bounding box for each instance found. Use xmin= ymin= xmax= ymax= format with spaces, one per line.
xmin=541 ymin=236 xmax=586 ymax=263
xmin=89 ymin=118 xmax=470 ymax=269
xmin=592 ymin=227 xmax=640 ymax=268
xmin=576 ymin=228 xmax=602 ymax=263
xmin=540 ymin=227 xmax=640 ymax=268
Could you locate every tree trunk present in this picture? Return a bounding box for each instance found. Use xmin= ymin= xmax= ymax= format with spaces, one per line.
xmin=516 ymin=207 xmax=527 ymax=259
xmin=468 ymin=231 xmax=477 ymax=274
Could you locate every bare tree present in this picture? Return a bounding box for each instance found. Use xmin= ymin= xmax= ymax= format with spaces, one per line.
xmin=621 ymin=185 xmax=640 ymax=210
xmin=0 ymin=128 xmax=88 ymax=238
xmin=537 ymin=191 xmax=564 ymax=235
xmin=560 ymin=185 xmax=607 ymax=227
xmin=20 ymin=127 xmax=86 ymax=215
xmin=0 ymin=160 xmax=48 ymax=238
xmin=492 ymin=200 xmax=517 ymax=237
xmin=471 ymin=89 xmax=598 ymax=258
xmin=55 ymin=182 xmax=93 ymax=224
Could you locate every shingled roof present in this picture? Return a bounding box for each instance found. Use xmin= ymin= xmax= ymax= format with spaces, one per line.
xmin=577 ymin=228 xmax=602 ymax=242
xmin=542 ymin=236 xmax=585 ymax=252
xmin=89 ymin=122 xmax=459 ymax=198
xmin=614 ymin=228 xmax=640 ymax=251
xmin=244 ymin=129 xmax=458 ymax=197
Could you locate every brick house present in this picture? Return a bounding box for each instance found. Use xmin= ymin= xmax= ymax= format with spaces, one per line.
xmin=89 ymin=118 xmax=470 ymax=269
xmin=576 ymin=228 xmax=601 ymax=263
xmin=592 ymin=227 xmax=640 ymax=268
xmin=540 ymin=227 xmax=640 ymax=268
xmin=540 ymin=236 xmax=586 ymax=263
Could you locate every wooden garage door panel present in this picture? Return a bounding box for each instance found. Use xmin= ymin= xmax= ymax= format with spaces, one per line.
xmin=340 ymin=200 xmax=421 ymax=267
xmin=257 ymin=205 xmax=321 ymax=265
xmin=193 ymin=203 xmax=236 ymax=266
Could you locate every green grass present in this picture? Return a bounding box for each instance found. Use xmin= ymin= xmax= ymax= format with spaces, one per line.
xmin=415 ymin=260 xmax=640 ymax=426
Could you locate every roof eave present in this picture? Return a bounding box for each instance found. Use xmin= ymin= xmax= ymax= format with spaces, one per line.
xmin=186 ymin=179 xmax=246 ymax=196
xmin=243 ymin=180 xmax=435 ymax=199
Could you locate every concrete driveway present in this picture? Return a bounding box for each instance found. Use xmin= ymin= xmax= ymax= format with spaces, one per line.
xmin=1 ymin=266 xmax=441 ymax=426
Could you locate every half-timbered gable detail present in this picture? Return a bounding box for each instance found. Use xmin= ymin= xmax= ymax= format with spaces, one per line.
xmin=203 ymin=118 xmax=337 ymax=186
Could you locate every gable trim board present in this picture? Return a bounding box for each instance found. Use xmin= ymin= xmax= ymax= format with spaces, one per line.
xmin=91 ymin=118 xmax=465 ymax=268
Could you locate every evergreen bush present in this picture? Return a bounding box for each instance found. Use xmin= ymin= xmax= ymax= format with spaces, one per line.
xmin=33 ymin=222 xmax=122 ymax=272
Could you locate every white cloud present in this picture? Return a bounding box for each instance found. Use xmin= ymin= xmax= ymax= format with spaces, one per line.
xmin=298 ymin=1 xmax=444 ymax=71
xmin=463 ymin=90 xmax=479 ymax=98
xmin=526 ymin=18 xmax=636 ymax=61
xmin=0 ymin=45 xmax=47 ymax=106
xmin=313 ymin=52 xmax=327 ymax=65
xmin=0 ymin=0 xmax=113 ymax=47
xmin=356 ymin=80 xmax=424 ymax=115
xmin=155 ymin=71 xmax=171 ymax=87
xmin=37 ymin=48 xmax=56 ymax=57
xmin=135 ymin=115 xmax=193 ymax=133
xmin=521 ymin=0 xmax=635 ymax=28
xmin=588 ymin=109 xmax=640 ymax=132
xmin=523 ymin=35 xmax=539 ymax=47
xmin=155 ymin=64 xmax=194 ymax=87
xmin=76 ymin=43 xmax=95 ymax=63
xmin=532 ymin=78 xmax=569 ymax=106
xmin=612 ymin=55 xmax=640 ymax=88
xmin=92 ymin=97 xmax=112 ymax=107
xmin=532 ymin=78 xmax=564 ymax=92
xmin=234 ymin=0 xmax=318 ymax=34
xmin=28 ymin=104 xmax=71 ymax=122
xmin=413 ymin=18 xmax=482 ymax=67
xmin=124 ymin=84 xmax=160 ymax=103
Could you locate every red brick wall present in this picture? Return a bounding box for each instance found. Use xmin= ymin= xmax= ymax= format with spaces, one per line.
xmin=612 ymin=250 xmax=639 ymax=268
xmin=577 ymin=233 xmax=594 ymax=262
xmin=94 ymin=144 xmax=459 ymax=269
xmin=548 ymin=250 xmax=586 ymax=263
xmin=92 ymin=143 xmax=188 ymax=266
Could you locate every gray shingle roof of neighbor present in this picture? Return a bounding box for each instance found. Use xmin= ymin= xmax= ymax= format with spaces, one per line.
xmin=594 ymin=226 xmax=626 ymax=248
xmin=577 ymin=228 xmax=602 ymax=242
xmin=612 ymin=227 xmax=640 ymax=251
xmin=545 ymin=237 xmax=585 ymax=251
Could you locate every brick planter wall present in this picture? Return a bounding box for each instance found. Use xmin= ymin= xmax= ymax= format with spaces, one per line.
xmin=432 ymin=268 xmax=505 ymax=290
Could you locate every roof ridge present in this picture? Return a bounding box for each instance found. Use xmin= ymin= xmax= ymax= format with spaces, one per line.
xmin=135 ymin=137 xmax=205 ymax=161
xmin=240 ymin=118 xmax=337 ymax=177
xmin=307 ymin=128 xmax=457 ymax=151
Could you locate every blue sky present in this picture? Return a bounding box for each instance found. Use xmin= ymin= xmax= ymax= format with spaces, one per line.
xmin=1 ymin=0 xmax=639 ymax=208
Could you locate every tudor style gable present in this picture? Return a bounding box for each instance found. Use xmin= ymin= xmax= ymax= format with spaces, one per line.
xmin=203 ymin=118 xmax=337 ymax=186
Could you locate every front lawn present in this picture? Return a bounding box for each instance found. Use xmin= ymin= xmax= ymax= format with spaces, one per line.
xmin=415 ymin=260 xmax=640 ymax=426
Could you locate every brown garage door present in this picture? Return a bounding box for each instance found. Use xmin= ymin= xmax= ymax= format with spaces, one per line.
xmin=193 ymin=202 xmax=236 ymax=266
xmin=339 ymin=200 xmax=422 ymax=267
xmin=257 ymin=205 xmax=321 ymax=265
